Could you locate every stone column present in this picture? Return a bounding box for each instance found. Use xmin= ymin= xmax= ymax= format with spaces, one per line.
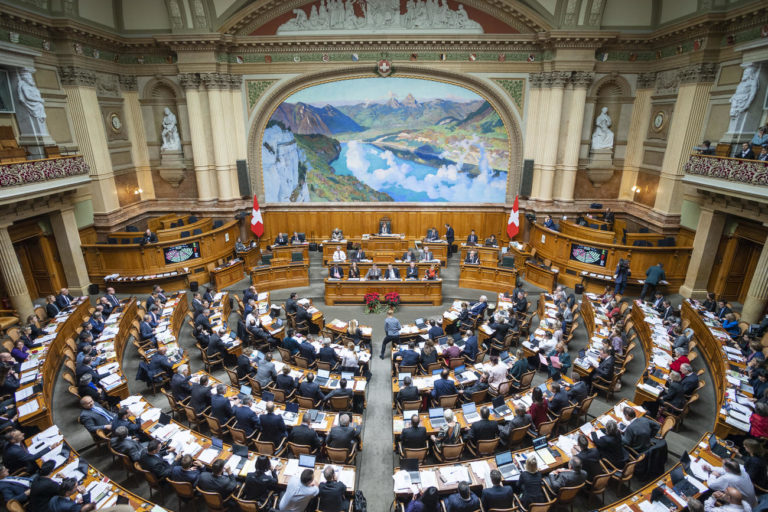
xmin=59 ymin=66 xmax=120 ymax=214
xmin=679 ymin=206 xmax=725 ymax=299
xmin=619 ymin=72 xmax=655 ymax=200
xmin=0 ymin=223 xmax=34 ymax=319
xmin=49 ymin=207 xmax=91 ymax=296
xmin=555 ymin=72 xmax=593 ymax=202
xmin=180 ymin=73 xmax=216 ymax=201
xmin=202 ymin=73 xmax=236 ymax=200
xmin=531 ymin=73 xmax=552 ymax=199
xmin=742 ymin=232 xmax=768 ymax=324
xmin=525 ymin=74 xmax=544 ymax=199
xmin=537 ymin=72 xmax=570 ymax=202
xmin=230 ymin=75 xmax=247 ymax=162
xmin=120 ymin=75 xmax=155 ymax=201
xmin=653 ymin=64 xmax=716 ymax=215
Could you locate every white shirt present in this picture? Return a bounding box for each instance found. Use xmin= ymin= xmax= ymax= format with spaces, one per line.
xmin=488 ymin=362 xmax=508 ymax=389
xmin=332 ymin=250 xmax=346 ymax=262
xmin=707 ymin=466 xmax=757 ymax=507
xmin=340 ymin=348 xmax=358 ymax=368
xmin=704 ymin=496 xmax=751 ymax=512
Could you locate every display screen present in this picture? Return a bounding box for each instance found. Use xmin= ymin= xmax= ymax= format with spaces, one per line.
xmin=570 ymin=243 xmax=608 ymax=267
xmin=163 ymin=242 xmax=201 ymax=264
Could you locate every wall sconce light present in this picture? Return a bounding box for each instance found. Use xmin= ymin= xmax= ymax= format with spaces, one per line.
xmin=631 ymin=186 xmax=640 ymax=194
xmin=133 ymin=188 xmax=143 ymax=195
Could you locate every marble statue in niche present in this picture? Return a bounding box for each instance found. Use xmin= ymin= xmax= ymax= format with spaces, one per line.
xmin=16 ymin=68 xmax=49 ymax=135
xmin=591 ymin=107 xmax=614 ymax=150
xmin=160 ymin=107 xmax=181 ymax=151
xmin=729 ymin=64 xmax=759 ymax=118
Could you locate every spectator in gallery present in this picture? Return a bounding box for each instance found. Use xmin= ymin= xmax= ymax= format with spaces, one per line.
xmin=751 ymin=126 xmax=768 ymax=148
xmin=697 ymin=140 xmax=716 ymax=155
xmin=543 ymin=214 xmax=557 ymax=231
xmin=758 ymin=146 xmax=768 ymax=162
xmin=738 ymin=142 xmax=755 ymax=160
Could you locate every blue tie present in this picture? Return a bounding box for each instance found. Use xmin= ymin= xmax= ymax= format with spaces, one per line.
xmin=93 ymin=405 xmax=114 ymax=421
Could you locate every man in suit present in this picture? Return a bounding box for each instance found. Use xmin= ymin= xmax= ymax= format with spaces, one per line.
xmin=396 ymin=376 xmax=420 ymax=405
xmin=274 ymin=232 xmax=288 ymax=246
xmin=425 ymin=227 xmax=439 ymax=241
xmin=420 ymin=249 xmax=434 ymax=262
xmin=45 ymin=295 xmax=60 ymax=318
xmin=621 ymin=407 xmax=659 ymax=452
xmin=402 ymin=250 xmax=418 ymax=262
xmin=543 ymin=215 xmax=558 ymax=231
xmin=444 ymin=481 xmax=480 ymax=512
xmin=466 ymin=229 xmax=479 ymax=246
xmin=79 ymin=396 xmax=115 ymax=433
xmin=481 ymin=470 xmax=515 ymax=511
xmin=385 ymin=263 xmax=401 ymax=280
xmin=139 ymin=314 xmax=156 ymax=345
xmin=141 ymin=229 xmax=158 ymax=244
xmin=583 ymin=347 xmax=614 ymax=391
xmin=28 ymin=461 xmax=62 ymax=512
xmin=275 ymin=365 xmax=298 ymax=393
xmin=110 ymin=426 xmax=146 ymax=462
xmin=207 ymin=326 xmax=230 ymax=361
xmin=396 ymin=342 xmax=420 ymax=368
xmin=460 ymin=372 xmax=489 ymax=399
xmin=401 ymin=414 xmax=428 ymax=449
xmin=288 ymin=415 xmax=321 ymax=452
xmin=651 ymin=292 xmax=665 ymax=313
xmin=191 ymin=292 xmax=204 ymax=315
xmin=75 ymin=355 xmax=100 ymax=384
xmin=317 ymin=465 xmax=348 ymax=512
xmin=567 ymin=374 xmax=588 ymax=404
xmin=571 ymin=434 xmax=602 ymax=479
xmin=171 ymin=364 xmax=192 ymax=402
xmin=110 ymin=407 xmax=143 ymax=437
xmin=234 ymin=395 xmax=261 ymax=437
xmin=139 ymin=439 xmax=176 ymax=480
xmin=431 ymin=369 xmax=458 ymax=400
xmin=501 ymin=405 xmax=533 ymax=437
xmin=349 ymin=245 xmax=365 ymax=262
xmin=427 ymin=319 xmax=443 ymax=340
xmin=259 ymin=401 xmax=287 ymax=444
xmin=464 ymin=250 xmax=479 ymax=264
xmin=466 ymin=406 xmax=499 ymax=444
xmin=169 ymin=455 xmax=203 ymax=486
xmin=146 ymin=291 xmax=159 ymax=311
xmin=544 ymin=457 xmax=587 ymax=493
xmin=299 ymin=372 xmax=325 ymax=403
xmin=298 ymin=337 xmax=317 ymax=363
xmin=55 ymin=288 xmax=74 ymax=309
xmin=104 ymin=287 xmax=120 ymax=309
xmin=210 ymin=384 xmax=234 ymax=425
xmin=640 ymin=262 xmax=666 ymax=302
xmin=380 ymin=310 xmax=402 ymax=359
xmin=513 ymin=292 xmax=528 ymax=314
xmin=282 ymin=329 xmax=300 ymax=356
xmin=323 ymin=378 xmax=354 ymax=405
xmin=254 ymin=353 xmax=277 ymax=388
xmin=406 ymin=261 xmax=419 ymax=279
xmin=149 ymin=345 xmax=174 ymax=379
xmin=89 ymin=311 xmax=105 ymax=336
xmin=236 ymin=348 xmax=256 ymax=381
xmin=2 ymin=430 xmax=37 ymax=474
xmin=549 ymin=382 xmax=570 ymax=415
xmin=660 ymin=300 xmax=674 ymax=321
xmin=326 ymin=413 xmax=361 ymax=450
xmin=365 ymin=263 xmax=382 ymax=280
xmin=469 ymin=295 xmax=488 ymax=317
xmin=0 ymin=463 xmax=32 ymax=502
xmin=197 ymin=459 xmax=239 ymax=500
xmin=295 ymin=302 xmax=316 ymax=334
xmin=738 ymin=142 xmax=755 ymax=160
xmin=328 ymin=263 xmax=344 ymax=280
xmin=680 ymin=363 xmax=699 ymax=396
xmin=444 ymin=223 xmax=455 ymax=257
xmin=317 ymin=339 xmax=340 ymax=368
xmin=195 ymin=309 xmax=213 ymax=333
xmin=189 ymin=375 xmax=212 ymax=414
xmin=716 ymin=300 xmax=732 ymax=320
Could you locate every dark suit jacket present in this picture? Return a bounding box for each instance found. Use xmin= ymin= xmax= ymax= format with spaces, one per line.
xmin=468 ymin=419 xmax=499 ymax=442
xmin=46 ymin=303 xmax=60 ymax=318
xmin=76 ymin=362 xmax=100 ymax=383
xmin=318 ymin=346 xmax=339 ymax=365
xmin=139 ymin=321 xmax=155 ymax=341
xmin=234 ymin=405 xmax=261 ymax=437
xmin=397 ymin=385 xmax=420 ymax=404
xmin=595 ymin=356 xmax=615 ymax=381
xmin=575 ymin=447 xmax=602 ymax=479
xmin=681 ymin=374 xmax=698 ymax=396
xmin=189 ymin=383 xmax=212 ymax=414
xmin=481 ymin=485 xmax=515 ymax=511
xmin=28 ymin=477 xmax=61 ymax=512
xmin=567 ymin=381 xmax=588 ymax=404
xmin=149 ymin=353 xmax=173 ymax=377
xmin=461 ymin=337 xmax=478 ymax=361
xmin=259 ymin=412 xmax=287 ymax=443
xmin=2 ymin=443 xmax=37 ymax=474
xmin=140 ymin=452 xmax=173 ymax=479
xmin=275 ymin=373 xmax=297 ymax=392
xmin=111 ymin=437 xmax=145 ymax=462
xmin=546 ymin=469 xmax=587 ymax=493
xmin=211 ymin=394 xmax=234 ymax=425
xmin=0 ymin=477 xmax=31 ymax=502
xmin=445 ymin=492 xmax=480 ymax=512
xmin=285 ymin=299 xmax=298 ymax=315
xmin=445 ymin=227 xmax=454 ymax=243
xmin=317 ymin=481 xmax=347 ymax=512
xmin=398 ymin=349 xmax=420 ymax=367
xmin=171 ymin=373 xmax=192 ymax=402
xmin=237 ymin=355 xmax=255 ymax=380
xmin=326 ymin=425 xmax=360 ymax=449
xmin=298 ymin=341 xmax=317 ymax=362
xmin=385 ymin=268 xmax=401 ymax=279
xmin=79 ymin=408 xmax=113 ymax=433
xmin=621 ymin=417 xmax=659 ymax=452
xmin=197 ymin=472 xmax=238 ymax=497
xmin=288 ymin=424 xmax=321 ymax=451
xmin=170 ymin=466 xmax=201 ymax=486
xmin=549 ymin=390 xmax=570 ymax=414
xmin=594 ymin=433 xmax=627 ymax=468
xmin=516 ymin=471 xmax=545 ymax=508
xmin=329 ymin=266 xmax=344 ymax=279
xmin=406 ymin=267 xmax=419 ymax=279
xmin=55 ymin=293 xmax=74 ymax=309
xmin=432 ymin=377 xmax=457 ymax=399
xmin=400 ymin=426 xmax=428 ymax=449
xmin=299 ymin=381 xmax=325 ymax=402
xmin=464 ymin=254 xmax=479 ymax=264
xmin=195 ymin=313 xmax=212 ymax=331
xmin=466 ymin=234 xmax=478 ymax=245
xmin=242 ymin=471 xmax=280 ymax=502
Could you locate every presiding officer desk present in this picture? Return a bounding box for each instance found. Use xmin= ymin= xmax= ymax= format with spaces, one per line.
xmin=82 ymin=220 xmax=240 ymax=287
xmin=324 ymin=278 xmax=443 ymax=306
xmin=528 ymin=223 xmax=691 ymax=292
xmin=251 ymin=262 xmax=310 ymax=291
xmin=458 ymin=263 xmax=518 ymax=293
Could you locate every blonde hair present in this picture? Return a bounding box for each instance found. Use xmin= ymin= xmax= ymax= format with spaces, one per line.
xmin=525 ymin=456 xmax=538 ymax=473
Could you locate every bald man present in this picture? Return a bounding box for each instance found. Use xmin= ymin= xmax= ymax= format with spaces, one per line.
xmin=703 ymin=486 xmax=751 ymax=512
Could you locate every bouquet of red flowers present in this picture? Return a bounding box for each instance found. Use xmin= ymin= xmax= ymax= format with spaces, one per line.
xmin=384 ymin=292 xmax=400 ymax=309
xmin=364 ymin=292 xmax=380 ymax=313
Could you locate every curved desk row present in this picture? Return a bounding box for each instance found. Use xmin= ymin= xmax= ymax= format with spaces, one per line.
xmin=324 ymin=278 xmax=443 ymax=306
xmin=250 ymin=262 xmax=309 ymax=291
xmin=458 ymin=264 xmax=518 ymax=293
xmin=82 ymin=220 xmax=240 ymax=287
xmin=110 ymin=218 xmax=213 ymax=243
xmin=528 ymin=223 xmax=692 ymax=292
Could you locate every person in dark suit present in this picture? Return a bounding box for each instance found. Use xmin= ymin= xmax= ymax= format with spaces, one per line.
xmin=288 ymin=415 xmax=322 ymax=452
xmin=234 ymin=396 xmax=261 ymax=437
xmin=274 ymin=233 xmax=288 ymax=246
xmin=466 ymin=406 xmax=499 ymax=444
xmin=431 ymin=369 xmax=457 ymax=400
xmin=295 ymin=303 xmax=316 ymax=333
xmin=460 ymin=330 xmax=479 ymax=362
xmin=405 ymin=262 xmax=419 ymax=279
xmin=195 ymin=309 xmax=213 ymax=332
xmin=55 ymin=288 xmax=74 ymax=309
xmin=75 ymin=355 xmax=100 ymax=384
xmin=149 ymin=345 xmax=174 ymax=379
xmin=139 ymin=440 xmax=176 ymax=480
xmin=464 ymin=250 xmax=479 ymax=264
xmin=396 ymin=376 xmax=420 ymax=405
xmin=621 ymin=407 xmax=659 ymax=452
xmin=385 ymin=264 xmax=401 ymax=280
xmin=275 ymin=365 xmax=298 ymax=394
xmin=170 ymin=364 xmax=192 ymax=402
xmin=169 ymin=455 xmax=203 ymax=486
xmin=197 ymin=459 xmax=239 ymax=500
xmin=401 ymin=414 xmax=429 ymax=450
xmin=236 ymin=348 xmax=256 ymax=381
xmin=443 ymin=481 xmax=480 ymax=512
xmin=191 ymin=293 xmax=205 ymax=316
xmin=466 ymin=230 xmax=479 ymax=246
xmin=481 ymin=470 xmax=515 ymax=511
xmin=427 ymin=319 xmax=443 ymax=340
xmin=513 ymin=292 xmax=528 ymax=314
xmin=242 ymin=455 xmax=281 ymax=502
xmin=396 ymin=342 xmax=421 ymax=369
xmin=2 ymin=430 xmax=37 ymax=474
xmin=146 ymin=292 xmax=159 ymax=311
xmin=738 ymin=142 xmax=755 ymax=160
xmin=284 ymin=292 xmax=299 ymax=315
xmin=318 ymin=339 xmax=340 ymax=368
xmin=210 ymin=385 xmax=234 ymax=425
xmin=585 ymin=348 xmax=614 ymax=391
xmin=469 ymin=296 xmax=488 ymax=317
xmin=485 ymin=234 xmax=498 ymax=247
xmin=444 ymin=223 xmax=455 ymax=257
xmin=45 ymin=295 xmax=60 ymax=318
xmin=500 ymin=404 xmax=532 ymax=443
xmin=640 ymin=263 xmax=666 ymax=302
xmin=110 ymin=407 xmax=143 ymax=437
xmin=141 ymin=229 xmax=158 ymax=244
xmin=593 ymin=420 xmax=627 ymax=469
xmin=328 ymin=264 xmax=344 ymax=280
xmin=0 ymin=463 xmax=32 ymax=502
xmin=680 ymin=364 xmax=698 ymax=397
xmin=110 ymin=426 xmax=146 ymax=462
xmin=207 ymin=327 xmax=231 ymax=361
xmin=78 ymin=396 xmax=115 ymax=434
xmin=317 ymin=466 xmax=348 ymax=512
xmin=349 ymin=245 xmax=365 ymax=262
xmin=298 ymin=372 xmax=325 ymax=403
xmin=326 ymin=413 xmax=361 ymax=450
xmin=567 ymin=374 xmax=588 ymax=404
xmin=544 ymin=457 xmax=587 ymax=493
xmin=259 ymin=402 xmax=287 ymax=444
xmin=298 ymin=337 xmax=317 ymax=363
xmin=139 ymin=314 xmax=156 ymax=345
xmin=549 ymin=382 xmax=570 ymax=415
xmin=323 ymin=379 xmax=354 ymax=406
xmin=716 ymin=300 xmax=732 ymax=320
xmin=515 ymin=457 xmax=546 ymax=509
xmin=571 ymin=434 xmax=602 ymax=479
xmin=189 ymin=375 xmax=212 ymax=414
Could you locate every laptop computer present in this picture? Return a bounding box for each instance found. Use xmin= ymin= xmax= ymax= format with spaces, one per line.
xmin=432 ymin=369 xmax=442 ymax=376
xmin=709 ymin=434 xmax=731 ymax=458
xmin=670 ymin=465 xmax=699 ymax=497
xmin=158 ymin=412 xmax=172 ymax=425
xmin=415 ymin=318 xmax=427 ymax=330
xmin=492 ymin=396 xmax=511 ymax=417
xmin=462 ymin=402 xmax=480 ymax=423
xmin=495 ymin=451 xmax=520 ymax=480
xmin=232 ymin=443 xmax=249 ymax=457
xmin=578 ymin=349 xmax=586 ymax=360
xmin=299 ymin=454 xmax=316 ymax=468
xmin=401 ymin=458 xmax=421 ymax=484
xmin=532 ymin=436 xmax=548 ymax=451
xmin=316 ymin=369 xmax=330 ymax=386
xmin=240 ymin=385 xmax=252 ymax=396
xmin=261 ymin=391 xmax=275 ymax=402
xmin=437 ymin=336 xmax=449 ymax=346
xmin=211 ymin=437 xmax=223 ymax=452
xmin=454 ymin=365 xmax=469 ymax=383
xmin=341 ymin=372 xmax=355 ymax=381
xmin=429 ymin=407 xmax=446 ymax=428
xmin=283 ymin=402 xmax=299 ymax=423
xmin=500 ymin=351 xmax=511 ymax=363
xmin=398 ymin=372 xmax=412 ymax=387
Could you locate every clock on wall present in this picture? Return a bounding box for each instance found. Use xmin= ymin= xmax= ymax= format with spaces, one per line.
xmin=109 ymin=112 xmax=122 ymax=132
xmin=652 ymin=111 xmax=666 ymax=132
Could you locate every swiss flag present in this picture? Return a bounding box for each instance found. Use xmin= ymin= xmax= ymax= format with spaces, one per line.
xmin=250 ymin=195 xmax=264 ymax=237
xmin=507 ymin=195 xmax=520 ymax=239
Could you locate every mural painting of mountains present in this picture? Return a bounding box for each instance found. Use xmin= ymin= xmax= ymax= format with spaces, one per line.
xmin=264 ymin=77 xmax=510 ymax=203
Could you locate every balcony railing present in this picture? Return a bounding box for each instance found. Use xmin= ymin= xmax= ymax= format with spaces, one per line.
xmin=0 ymin=155 xmax=90 ymax=188
xmin=684 ymin=153 xmax=768 ymax=186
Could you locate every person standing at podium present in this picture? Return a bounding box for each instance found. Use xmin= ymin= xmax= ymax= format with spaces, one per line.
xmin=444 ymin=223 xmax=455 ymax=257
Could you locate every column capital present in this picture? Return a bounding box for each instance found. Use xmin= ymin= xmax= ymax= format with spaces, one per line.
xmin=58 ymin=66 xmax=97 ymax=87
xmin=529 ymin=73 xmax=544 ymax=89
xmin=119 ymin=74 xmax=138 ymax=92
xmin=229 ymin=74 xmax=243 ymax=89
xmin=636 ymin=72 xmax=657 ymax=90
xmin=678 ymin=63 xmax=717 ymax=85
xmin=178 ymin=73 xmax=201 ymax=89
xmin=551 ymin=71 xmax=572 ymax=88
xmin=200 ymin=72 xmax=230 ymax=90
xmin=570 ymin=71 xmax=594 ymax=88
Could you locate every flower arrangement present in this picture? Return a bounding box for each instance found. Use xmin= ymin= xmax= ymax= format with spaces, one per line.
xmin=364 ymin=292 xmax=400 ymax=313
xmin=384 ymin=292 xmax=401 ymax=309
xmin=364 ymin=292 xmax=381 ymax=313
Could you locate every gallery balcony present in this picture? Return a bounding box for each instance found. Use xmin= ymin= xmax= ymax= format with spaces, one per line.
xmin=683 ymin=153 xmax=768 ymax=204
xmin=0 ymin=154 xmax=91 ymax=205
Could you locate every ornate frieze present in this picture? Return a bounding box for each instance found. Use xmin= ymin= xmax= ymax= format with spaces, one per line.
xmin=678 ymin=63 xmax=717 ymax=84
xmin=57 ymin=66 xmax=96 ymax=87
xmin=636 ymin=72 xmax=657 ymax=90
xmin=118 ymin=75 xmax=138 ymax=92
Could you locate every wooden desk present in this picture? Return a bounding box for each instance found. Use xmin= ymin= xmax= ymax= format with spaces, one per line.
xmin=459 ymin=244 xmax=501 ymax=266
xmin=422 ymin=241 xmax=448 ymax=264
xmin=524 ymin=261 xmax=558 ymax=292
xmin=250 ymin=262 xmax=309 ymax=291
xmin=458 ymin=264 xmax=518 ymax=293
xmin=111 ymin=217 xmax=212 ymax=242
xmin=560 ymin=219 xmax=616 ymax=244
xmin=323 ymin=240 xmax=352 ymax=264
xmin=104 ymin=270 xmax=190 ymax=294
xmin=508 ymin=243 xmax=532 ymax=269
xmin=579 ymin=271 xmax=669 ymax=296
xmin=324 ymin=278 xmax=443 ymax=306
xmin=237 ymin=246 xmax=261 ymax=269
xmin=361 ymin=236 xmax=410 ymax=260
xmin=327 ymin=261 xmax=438 ymax=277
xmin=270 ymin=243 xmax=309 ymax=262
xmin=210 ymin=259 xmax=245 ymax=289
